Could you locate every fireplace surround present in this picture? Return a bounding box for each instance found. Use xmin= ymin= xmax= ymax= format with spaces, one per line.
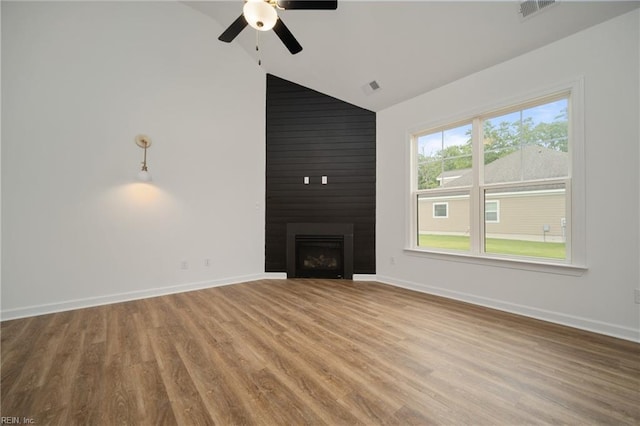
xmin=286 ymin=223 xmax=354 ymax=279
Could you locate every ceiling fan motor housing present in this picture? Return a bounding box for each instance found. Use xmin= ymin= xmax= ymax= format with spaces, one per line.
xmin=219 ymin=0 xmax=338 ymax=54
xmin=244 ymin=0 xmax=278 ymax=31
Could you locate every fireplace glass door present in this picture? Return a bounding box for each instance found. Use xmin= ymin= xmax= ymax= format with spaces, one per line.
xmin=295 ymin=235 xmax=344 ymax=279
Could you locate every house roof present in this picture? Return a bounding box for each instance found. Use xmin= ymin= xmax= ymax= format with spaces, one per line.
xmin=185 ymin=1 xmax=639 ymax=112
xmin=442 ymin=145 xmax=568 ymax=187
xmin=439 ymin=168 xmax=471 ymax=180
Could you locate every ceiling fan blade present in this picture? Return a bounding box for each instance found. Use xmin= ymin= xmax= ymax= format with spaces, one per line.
xmin=276 ymin=0 xmax=337 ymax=10
xmin=273 ymin=18 xmax=303 ymax=54
xmin=218 ymin=14 xmax=248 ymax=43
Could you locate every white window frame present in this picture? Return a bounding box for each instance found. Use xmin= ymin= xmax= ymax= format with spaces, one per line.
xmin=433 ymin=202 xmax=448 ymax=218
xmin=484 ymin=200 xmax=499 ymax=223
xmin=407 ymin=78 xmax=586 ymax=274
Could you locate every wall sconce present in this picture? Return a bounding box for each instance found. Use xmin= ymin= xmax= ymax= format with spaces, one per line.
xmin=135 ymin=134 xmax=152 ymax=182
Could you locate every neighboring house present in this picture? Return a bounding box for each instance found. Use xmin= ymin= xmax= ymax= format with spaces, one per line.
xmin=419 ymin=145 xmax=568 ymax=242
xmin=436 ymin=168 xmax=471 ymax=186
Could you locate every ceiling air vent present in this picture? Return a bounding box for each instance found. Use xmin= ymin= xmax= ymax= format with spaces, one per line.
xmin=519 ymin=0 xmax=557 ymax=20
xmin=362 ymin=80 xmax=381 ymax=95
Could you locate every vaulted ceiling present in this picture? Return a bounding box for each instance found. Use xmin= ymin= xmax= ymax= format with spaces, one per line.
xmin=185 ymin=1 xmax=639 ymax=112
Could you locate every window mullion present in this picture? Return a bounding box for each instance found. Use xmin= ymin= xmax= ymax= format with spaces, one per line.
xmin=410 ymin=135 xmax=418 ymax=248
xmin=470 ymin=117 xmax=483 ymax=255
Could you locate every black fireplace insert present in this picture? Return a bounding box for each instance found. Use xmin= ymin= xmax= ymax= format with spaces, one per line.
xmin=286 ymin=223 xmax=354 ymax=279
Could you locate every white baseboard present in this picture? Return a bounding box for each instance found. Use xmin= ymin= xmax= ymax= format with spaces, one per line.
xmin=376 ymin=275 xmax=640 ymax=343
xmin=354 ymin=274 xmax=378 ymax=281
xmin=263 ymin=272 xmax=287 ymax=279
xmin=0 ymin=273 xmax=267 ymax=321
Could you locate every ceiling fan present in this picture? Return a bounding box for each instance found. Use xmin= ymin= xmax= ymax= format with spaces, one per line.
xmin=218 ymin=0 xmax=338 ymax=55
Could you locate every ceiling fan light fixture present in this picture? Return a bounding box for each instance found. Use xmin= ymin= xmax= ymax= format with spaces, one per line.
xmin=243 ymin=0 xmax=278 ymax=31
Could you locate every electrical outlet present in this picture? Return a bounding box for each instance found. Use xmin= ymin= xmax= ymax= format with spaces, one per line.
xmin=635 ymin=289 xmax=640 ymax=304
xmin=204 ymin=258 xmax=211 ymax=267
xmin=180 ymin=260 xmax=189 ymax=270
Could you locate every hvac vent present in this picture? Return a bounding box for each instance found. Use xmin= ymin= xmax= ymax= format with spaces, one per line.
xmin=362 ymin=80 xmax=381 ymax=95
xmin=519 ymin=0 xmax=557 ymax=20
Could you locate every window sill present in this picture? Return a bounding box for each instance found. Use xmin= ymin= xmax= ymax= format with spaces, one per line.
xmin=403 ymin=248 xmax=587 ymax=276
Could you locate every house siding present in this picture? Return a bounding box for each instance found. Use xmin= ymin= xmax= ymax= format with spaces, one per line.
xmin=419 ymin=192 xmax=565 ymax=242
xmin=487 ymin=192 xmax=565 ymax=241
xmin=418 ymin=197 xmax=469 ymax=235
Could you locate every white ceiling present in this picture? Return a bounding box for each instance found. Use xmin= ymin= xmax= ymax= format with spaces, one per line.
xmin=185 ymin=1 xmax=639 ymax=112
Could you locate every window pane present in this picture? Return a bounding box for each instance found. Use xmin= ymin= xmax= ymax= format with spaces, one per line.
xmin=417 ymin=123 xmax=472 ymax=189
xmin=483 ymin=99 xmax=568 ymax=184
xmin=433 ymin=203 xmax=448 ymax=218
xmin=418 ymin=192 xmax=470 ymax=251
xmin=484 ymin=183 xmax=566 ymax=259
xmin=485 ymin=201 xmax=499 ymax=223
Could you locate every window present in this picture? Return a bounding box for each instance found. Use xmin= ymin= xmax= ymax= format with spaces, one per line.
xmin=485 ymin=200 xmax=499 ymax=223
xmin=416 ymin=123 xmax=472 ymax=251
xmin=411 ymin=91 xmax=578 ymax=266
xmin=417 ymin=123 xmax=472 ymax=190
xmin=433 ymin=202 xmax=448 ymax=218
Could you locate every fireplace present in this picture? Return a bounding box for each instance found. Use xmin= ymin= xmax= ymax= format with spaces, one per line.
xmin=287 ymin=223 xmax=354 ymax=279
xmin=295 ymin=236 xmax=344 ymax=278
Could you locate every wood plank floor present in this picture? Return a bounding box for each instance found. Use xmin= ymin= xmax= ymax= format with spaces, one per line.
xmin=2 ymin=279 xmax=639 ymax=425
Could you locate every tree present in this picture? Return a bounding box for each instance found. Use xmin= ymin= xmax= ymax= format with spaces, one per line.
xmin=417 ymin=159 xmax=442 ymax=190
xmin=418 ymin=140 xmax=472 ymax=189
xmin=482 ymin=120 xmax=519 ymax=164
xmin=528 ymin=113 xmax=568 ymax=152
xmin=483 ymin=108 xmax=568 ymax=161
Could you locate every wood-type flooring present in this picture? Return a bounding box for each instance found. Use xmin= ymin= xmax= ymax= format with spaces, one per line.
xmin=2 ymin=279 xmax=639 ymax=425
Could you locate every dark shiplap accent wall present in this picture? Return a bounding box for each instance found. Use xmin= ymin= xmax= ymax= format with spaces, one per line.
xmin=265 ymin=74 xmax=376 ymax=274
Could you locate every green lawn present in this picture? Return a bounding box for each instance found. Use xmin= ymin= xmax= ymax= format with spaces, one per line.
xmin=419 ymin=234 xmax=565 ymax=259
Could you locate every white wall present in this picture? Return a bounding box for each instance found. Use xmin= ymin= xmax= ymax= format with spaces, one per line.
xmin=377 ymin=10 xmax=640 ymax=341
xmin=1 ymin=1 xmax=266 ymax=318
